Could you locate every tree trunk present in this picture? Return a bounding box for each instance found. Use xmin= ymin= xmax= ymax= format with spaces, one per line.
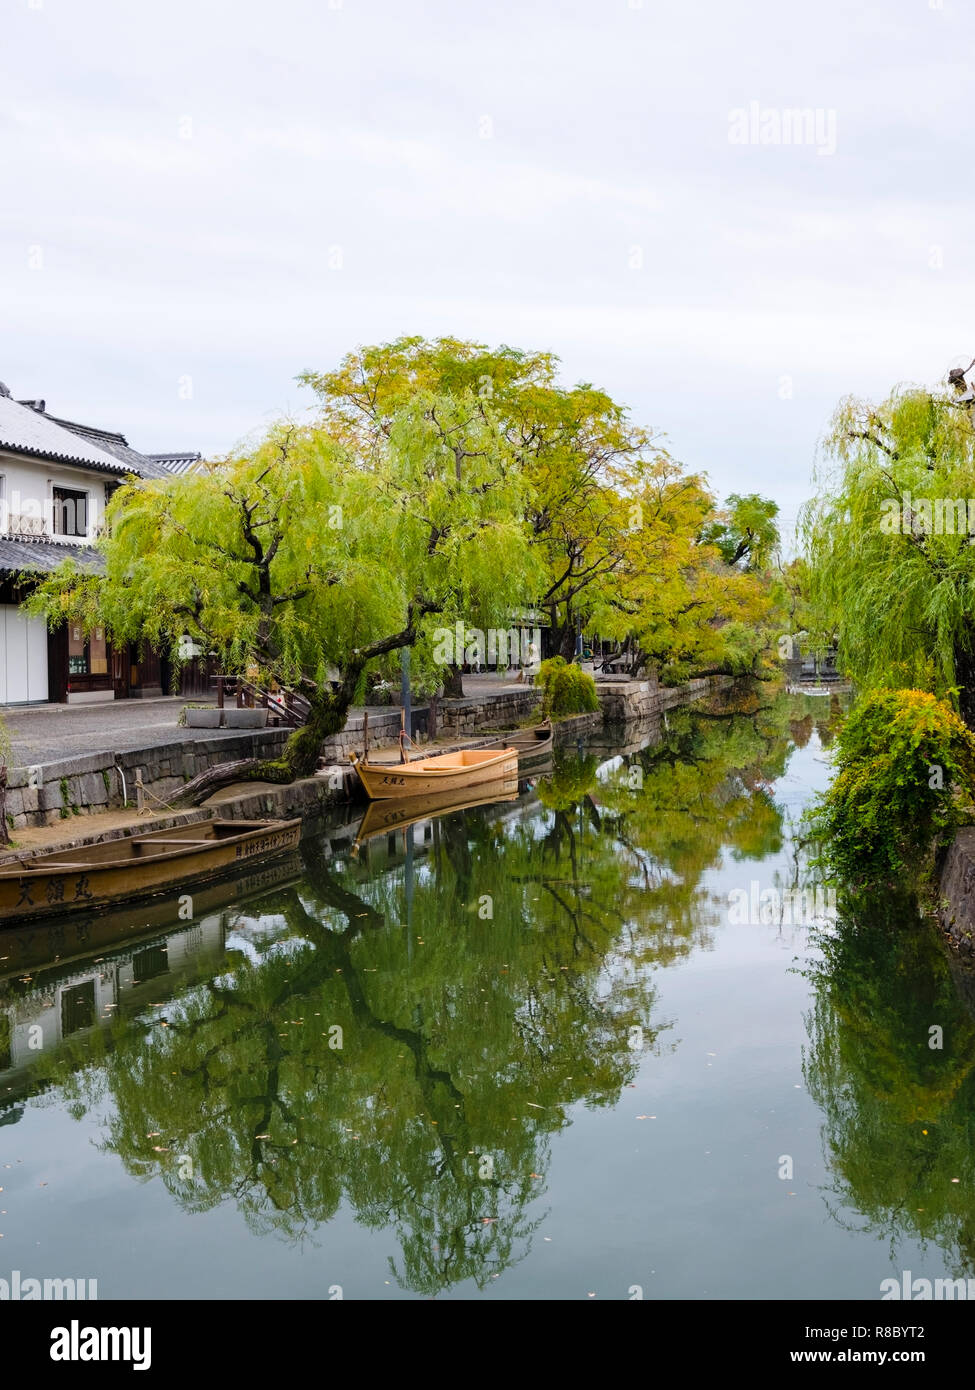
xmin=555 ymin=623 xmax=577 ymax=661
xmin=442 ymin=663 xmax=464 ymax=698
xmin=957 ymin=643 xmax=975 ymax=729
xmin=172 ymin=601 xmax=441 ymax=808
xmin=0 ymin=766 xmax=9 ymax=846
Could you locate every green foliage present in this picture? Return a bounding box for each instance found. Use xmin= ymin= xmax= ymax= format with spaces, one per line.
xmin=535 ymin=657 xmax=600 ymax=716
xmin=802 ymin=384 xmax=975 ymax=723
xmin=308 ymin=337 xmax=785 ymax=681
xmin=805 ymin=905 xmax=975 ymax=1272
xmin=699 ymin=492 xmax=780 ymax=570
xmin=807 ymin=688 xmax=975 ymax=884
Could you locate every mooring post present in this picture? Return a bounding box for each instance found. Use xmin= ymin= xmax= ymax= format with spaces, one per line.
xmin=135 ymin=768 xmax=145 ymax=813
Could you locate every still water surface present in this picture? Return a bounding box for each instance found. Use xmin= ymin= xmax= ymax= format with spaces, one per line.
xmin=1 ymin=689 xmax=973 ymax=1300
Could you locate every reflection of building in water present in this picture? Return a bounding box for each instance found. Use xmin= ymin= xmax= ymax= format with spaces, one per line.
xmin=0 ymin=913 xmax=228 ymax=1108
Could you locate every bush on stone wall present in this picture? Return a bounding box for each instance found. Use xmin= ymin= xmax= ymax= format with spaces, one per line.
xmin=535 ymin=657 xmax=600 ymax=717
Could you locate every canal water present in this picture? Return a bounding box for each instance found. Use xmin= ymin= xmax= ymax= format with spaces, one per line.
xmin=2 ymin=686 xmax=974 ymax=1300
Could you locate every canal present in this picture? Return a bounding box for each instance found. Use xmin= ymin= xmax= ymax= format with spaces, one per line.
xmin=1 ymin=685 xmax=973 ymax=1300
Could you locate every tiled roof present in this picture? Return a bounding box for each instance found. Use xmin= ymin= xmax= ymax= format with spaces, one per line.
xmin=146 ymin=451 xmax=203 ymax=475
xmin=0 ymin=536 xmax=105 ymax=576
xmin=43 ymin=417 xmax=174 ymax=480
xmin=0 ymin=395 xmax=130 ymax=474
xmin=0 ymin=393 xmax=197 ymax=482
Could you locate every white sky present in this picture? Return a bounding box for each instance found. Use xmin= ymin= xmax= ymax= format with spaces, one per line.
xmin=4 ymin=0 xmax=973 ymax=545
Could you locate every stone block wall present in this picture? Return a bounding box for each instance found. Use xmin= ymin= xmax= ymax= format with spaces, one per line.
xmin=5 ymin=730 xmax=290 ymax=830
xmin=596 ymin=675 xmax=728 ymax=722
xmin=437 ymin=688 xmax=541 ymax=737
xmin=938 ymin=828 xmax=975 ymax=955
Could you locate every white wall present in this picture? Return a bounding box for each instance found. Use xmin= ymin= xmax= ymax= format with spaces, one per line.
xmin=0 ymin=450 xmax=111 ymax=540
xmin=0 ymin=605 xmax=48 ymax=702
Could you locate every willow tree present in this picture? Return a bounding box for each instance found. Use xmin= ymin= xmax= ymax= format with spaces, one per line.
xmin=302 ymin=337 xmax=678 ymax=662
xmin=29 ymin=394 xmax=537 ymax=800
xmin=699 ymin=492 xmax=780 ymax=570
xmin=305 ymin=337 xmax=783 ymax=680
xmin=802 ymin=384 xmax=975 ymax=724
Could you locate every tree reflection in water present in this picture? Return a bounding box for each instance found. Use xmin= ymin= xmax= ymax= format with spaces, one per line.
xmin=804 ymin=893 xmax=975 ymax=1274
xmin=29 ymin=686 xmax=813 ymax=1295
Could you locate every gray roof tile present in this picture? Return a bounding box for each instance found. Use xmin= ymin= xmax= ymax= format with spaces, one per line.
xmin=0 ymin=394 xmax=198 ymax=481
xmin=0 ymin=536 xmax=105 ymax=576
xmin=42 ymin=417 xmax=175 ymax=480
xmin=0 ymin=395 xmax=129 ymax=474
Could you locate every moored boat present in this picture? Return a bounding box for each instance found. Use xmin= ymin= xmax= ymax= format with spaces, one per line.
xmin=350 ymin=745 xmax=518 ymax=800
xmin=485 ymin=717 xmax=553 ymax=764
xmin=0 ymin=818 xmax=302 ymax=924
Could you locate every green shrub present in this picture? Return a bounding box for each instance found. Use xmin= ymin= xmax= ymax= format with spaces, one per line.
xmin=535 ymin=656 xmax=600 ymax=717
xmin=807 ymin=688 xmax=975 ymax=884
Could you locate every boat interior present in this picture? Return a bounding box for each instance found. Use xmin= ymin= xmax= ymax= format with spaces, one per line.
xmin=9 ymin=820 xmax=275 ymax=870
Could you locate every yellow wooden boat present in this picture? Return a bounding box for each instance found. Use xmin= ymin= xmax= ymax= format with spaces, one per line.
xmin=0 ymin=849 xmax=304 ymax=975
xmin=350 ymin=745 xmax=518 ymax=800
xmin=0 ymin=818 xmax=302 ymax=924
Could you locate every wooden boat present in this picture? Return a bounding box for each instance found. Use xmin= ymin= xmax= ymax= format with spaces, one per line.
xmin=352 ymin=778 xmax=519 ymax=850
xmin=0 ymin=818 xmax=302 ymax=924
xmin=485 ymin=717 xmax=554 ymax=765
xmin=0 ymin=849 xmax=304 ymax=976
xmin=350 ymin=745 xmax=518 ymax=800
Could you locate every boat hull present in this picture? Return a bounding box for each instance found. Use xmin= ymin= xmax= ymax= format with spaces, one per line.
xmin=0 ymin=819 xmax=302 ymax=924
xmin=485 ymin=719 xmax=553 ymax=764
xmin=351 ymin=747 xmax=518 ymax=799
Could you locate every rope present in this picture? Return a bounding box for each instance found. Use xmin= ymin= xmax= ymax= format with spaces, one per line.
xmin=131 ymin=781 xmax=185 ymax=816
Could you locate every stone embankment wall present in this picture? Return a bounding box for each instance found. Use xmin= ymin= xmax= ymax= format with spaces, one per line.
xmin=596 ymin=675 xmax=733 ymax=721
xmin=319 ymin=689 xmax=542 ymax=759
xmin=938 ymin=829 xmax=975 ymax=955
xmin=5 ymin=730 xmax=291 ymax=831
xmin=4 ymin=676 xmax=718 ymax=832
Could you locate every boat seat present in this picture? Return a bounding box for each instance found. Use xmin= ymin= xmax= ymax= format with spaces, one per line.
xmin=129 ymin=837 xmax=216 ymax=847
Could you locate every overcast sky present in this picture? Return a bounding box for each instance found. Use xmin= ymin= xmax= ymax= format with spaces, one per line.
xmin=4 ymin=0 xmax=972 ymax=541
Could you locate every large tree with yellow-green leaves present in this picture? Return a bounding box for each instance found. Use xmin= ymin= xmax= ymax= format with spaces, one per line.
xmin=303 ymin=336 xmax=782 ymax=682
xmin=30 ymin=337 xmax=783 ymax=799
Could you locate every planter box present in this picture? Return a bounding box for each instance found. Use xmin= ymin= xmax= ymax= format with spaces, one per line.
xmin=184 ymin=708 xmax=222 ymax=728
xmin=223 ymin=708 xmax=269 ymax=729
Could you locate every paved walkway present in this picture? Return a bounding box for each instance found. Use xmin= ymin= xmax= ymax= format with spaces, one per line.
xmin=0 ymin=698 xmax=245 ymax=767
xmin=0 ymin=672 xmax=539 ymax=767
